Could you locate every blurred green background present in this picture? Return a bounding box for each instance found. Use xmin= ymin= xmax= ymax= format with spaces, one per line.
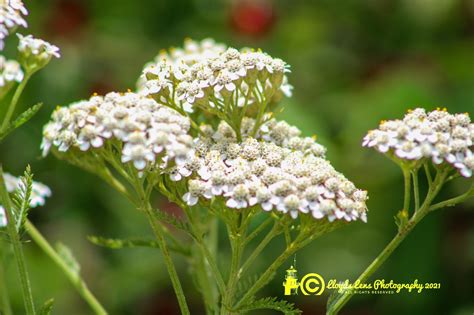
xmin=1 ymin=0 xmax=473 ymax=314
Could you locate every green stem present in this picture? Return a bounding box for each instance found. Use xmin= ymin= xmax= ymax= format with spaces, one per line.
xmin=0 ymin=258 xmax=13 ymax=315
xmin=244 ymin=216 xmax=273 ymax=245
xmin=234 ymin=233 xmax=308 ymax=310
xmin=402 ymin=168 xmax=411 ymax=212
xmin=0 ymin=168 xmax=35 ymax=315
xmin=221 ymin=223 xmax=245 ymax=313
xmin=240 ymin=222 xmax=281 ymax=277
xmin=327 ymin=168 xmax=450 ymax=315
xmin=412 ymin=170 xmax=420 ymax=211
xmin=0 ymin=71 xmax=33 ymax=132
xmin=25 ymin=220 xmax=107 ymax=315
xmin=142 ymin=202 xmax=190 ymax=315
xmin=424 ymin=163 xmax=433 ymax=187
xmin=429 ymin=182 xmax=474 ymax=212
xmin=183 ymin=205 xmax=226 ymax=296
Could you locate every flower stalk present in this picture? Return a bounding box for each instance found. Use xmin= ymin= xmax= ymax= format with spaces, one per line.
xmin=0 ymin=167 xmax=35 ymax=315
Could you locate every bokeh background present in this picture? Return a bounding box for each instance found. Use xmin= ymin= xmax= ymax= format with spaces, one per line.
xmin=1 ymin=0 xmax=473 ymax=314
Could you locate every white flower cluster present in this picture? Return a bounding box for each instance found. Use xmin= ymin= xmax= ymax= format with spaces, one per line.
xmin=17 ymin=34 xmax=60 ymax=60
xmin=0 ymin=0 xmax=28 ymax=50
xmin=363 ymin=108 xmax=474 ymax=177
xmin=0 ymin=172 xmax=51 ymax=227
xmin=175 ymin=119 xmax=367 ymax=222
xmin=41 ymin=92 xmax=194 ymax=171
xmin=0 ymin=55 xmax=23 ymax=86
xmin=139 ymin=38 xmax=292 ymax=115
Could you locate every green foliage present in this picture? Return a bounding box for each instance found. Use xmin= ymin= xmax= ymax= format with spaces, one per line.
xmin=0 ymin=103 xmax=42 ymax=142
xmin=236 ymin=297 xmax=302 ymax=315
xmin=88 ymin=235 xmax=191 ymax=256
xmin=87 ymin=235 xmax=159 ymax=249
xmin=11 ymin=165 xmax=33 ymax=233
xmin=151 ymin=208 xmax=192 ymax=234
xmin=38 ymin=298 xmax=54 ymax=315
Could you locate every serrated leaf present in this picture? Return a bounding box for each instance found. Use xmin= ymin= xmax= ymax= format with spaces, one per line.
xmin=88 ymin=235 xmax=191 ymax=256
xmin=56 ymin=242 xmax=80 ymax=277
xmin=236 ymin=296 xmax=302 ymax=315
xmin=39 ymin=298 xmax=54 ymax=315
xmin=11 ymin=165 xmax=33 ymax=232
xmin=236 ymin=274 xmax=260 ymax=300
xmin=151 ymin=209 xmax=192 ymax=234
xmin=0 ymin=103 xmax=43 ymax=142
xmin=88 ymin=235 xmax=159 ymax=249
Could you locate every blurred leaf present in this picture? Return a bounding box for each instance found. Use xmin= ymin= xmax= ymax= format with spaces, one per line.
xmin=38 ymin=298 xmax=54 ymax=315
xmin=236 ymin=296 xmax=301 ymax=314
xmin=88 ymin=235 xmax=159 ymax=249
xmin=11 ymin=165 xmax=33 ymax=232
xmin=236 ymin=273 xmax=260 ymax=300
xmin=55 ymin=242 xmax=80 ymax=277
xmin=0 ymin=103 xmax=43 ymax=142
xmin=151 ymin=209 xmax=192 ymax=234
xmin=88 ymin=235 xmax=191 ymax=256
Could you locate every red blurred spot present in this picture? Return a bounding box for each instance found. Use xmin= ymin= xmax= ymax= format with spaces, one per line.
xmin=47 ymin=0 xmax=89 ymax=38
xmin=230 ymin=0 xmax=275 ymax=36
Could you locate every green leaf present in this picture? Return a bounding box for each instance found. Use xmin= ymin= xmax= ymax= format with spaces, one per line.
xmin=151 ymin=209 xmax=192 ymax=234
xmin=56 ymin=242 xmax=80 ymax=277
xmin=236 ymin=297 xmax=302 ymax=315
xmin=11 ymin=165 xmax=33 ymax=232
xmin=236 ymin=274 xmax=260 ymax=300
xmin=0 ymin=103 xmax=43 ymax=141
xmin=87 ymin=235 xmax=159 ymax=249
xmin=88 ymin=235 xmax=191 ymax=256
xmin=38 ymin=298 xmax=54 ymax=315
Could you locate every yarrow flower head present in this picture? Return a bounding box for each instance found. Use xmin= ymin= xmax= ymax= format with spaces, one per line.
xmin=0 ymin=55 xmax=23 ymax=97
xmin=17 ymin=34 xmax=60 ymax=71
xmin=175 ymin=118 xmax=368 ymax=222
xmin=0 ymin=0 xmax=28 ymax=50
xmin=138 ymin=39 xmax=292 ymax=131
xmin=0 ymin=172 xmax=51 ymax=227
xmin=41 ymin=92 xmax=194 ymax=172
xmin=363 ymin=108 xmax=474 ymax=177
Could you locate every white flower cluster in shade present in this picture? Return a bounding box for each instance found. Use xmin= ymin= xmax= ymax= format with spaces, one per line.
xmin=363 ymin=108 xmax=474 ymax=177
xmin=138 ymin=38 xmax=292 ymax=114
xmin=0 ymin=0 xmax=28 ymax=50
xmin=41 ymin=92 xmax=194 ymax=171
xmin=174 ymin=118 xmax=367 ymax=222
xmin=17 ymin=34 xmax=60 ymax=59
xmin=0 ymin=172 xmax=51 ymax=227
xmin=0 ymin=55 xmax=23 ymax=86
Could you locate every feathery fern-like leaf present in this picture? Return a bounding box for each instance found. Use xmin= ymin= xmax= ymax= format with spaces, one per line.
xmin=236 ymin=296 xmax=302 ymax=315
xmin=11 ymin=165 xmax=33 ymax=232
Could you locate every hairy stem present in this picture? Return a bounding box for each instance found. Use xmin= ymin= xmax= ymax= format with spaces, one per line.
xmin=0 ymin=167 xmax=35 ymax=315
xmin=25 ymin=220 xmax=107 ymax=315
